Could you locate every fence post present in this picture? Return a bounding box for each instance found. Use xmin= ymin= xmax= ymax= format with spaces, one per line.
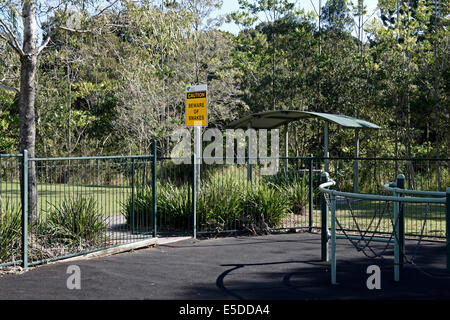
xmin=446 ymin=187 xmax=450 ymax=272
xmin=321 ymin=172 xmax=330 ymax=261
xmin=21 ymin=150 xmax=28 ymax=269
xmin=396 ymin=174 xmax=405 ymax=269
xmin=192 ymin=153 xmax=197 ymax=239
xmin=247 ymin=130 xmax=252 ymax=182
xmin=131 ymin=158 xmax=135 ymax=234
xmin=309 ymin=155 xmax=314 ymax=232
xmin=152 ymin=140 xmax=157 ymax=238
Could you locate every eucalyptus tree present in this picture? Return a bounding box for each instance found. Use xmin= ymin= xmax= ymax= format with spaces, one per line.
xmin=229 ymin=0 xmax=298 ymax=110
xmin=0 ymin=0 xmax=122 ymax=221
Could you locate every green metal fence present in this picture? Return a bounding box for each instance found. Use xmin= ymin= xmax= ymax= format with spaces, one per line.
xmin=1 ymin=148 xmax=448 ymax=268
xmin=0 ymin=145 xmax=157 ymax=268
xmin=155 ymin=155 xmax=448 ymax=239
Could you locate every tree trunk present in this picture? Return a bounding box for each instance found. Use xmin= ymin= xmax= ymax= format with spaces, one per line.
xmin=19 ymin=0 xmax=38 ymax=222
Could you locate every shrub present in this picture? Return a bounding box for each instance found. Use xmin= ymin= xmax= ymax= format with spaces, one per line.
xmin=0 ymin=201 xmax=21 ymax=262
xmin=267 ymin=174 xmax=309 ymax=215
xmin=198 ymin=172 xmax=247 ymax=231
xmin=242 ymin=183 xmax=291 ymax=234
xmin=157 ymin=182 xmax=191 ymax=230
xmin=42 ymin=196 xmax=107 ymax=248
xmin=123 ymin=182 xmax=191 ymax=232
xmin=123 ymin=185 xmax=154 ymax=231
xmin=122 ymin=169 xmax=296 ymax=234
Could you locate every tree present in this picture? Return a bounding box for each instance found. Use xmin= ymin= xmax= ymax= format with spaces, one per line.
xmin=0 ymin=0 xmax=121 ymax=220
xmin=230 ymin=0 xmax=297 ymax=110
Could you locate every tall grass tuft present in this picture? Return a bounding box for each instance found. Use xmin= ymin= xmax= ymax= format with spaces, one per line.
xmin=266 ymin=174 xmax=309 ymax=215
xmin=0 ymin=200 xmax=21 ymax=262
xmin=42 ymin=196 xmax=107 ymax=248
xmin=199 ymin=171 xmax=247 ymax=231
xmin=243 ymin=183 xmax=291 ymax=234
xmin=157 ymin=182 xmax=191 ymax=230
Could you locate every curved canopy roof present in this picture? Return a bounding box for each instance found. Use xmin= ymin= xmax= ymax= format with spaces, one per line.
xmin=228 ymin=110 xmax=381 ymax=130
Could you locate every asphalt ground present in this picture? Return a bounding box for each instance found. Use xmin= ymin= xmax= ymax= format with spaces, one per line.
xmin=0 ymin=232 xmax=449 ymax=300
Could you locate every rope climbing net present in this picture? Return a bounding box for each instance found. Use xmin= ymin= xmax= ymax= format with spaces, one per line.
xmin=319 ymin=175 xmax=449 ymax=284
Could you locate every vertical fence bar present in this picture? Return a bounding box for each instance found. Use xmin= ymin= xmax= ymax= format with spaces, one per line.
xmin=21 ymin=150 xmax=28 ymax=269
xmin=309 ymin=155 xmax=314 ymax=232
xmin=446 ymin=187 xmax=450 ymax=272
xmin=321 ymin=172 xmax=330 ymax=261
xmin=192 ymin=154 xmax=197 ymax=239
xmin=152 ymin=140 xmax=158 ymax=238
xmin=331 ymin=192 xmax=336 ymax=285
xmin=396 ymin=174 xmax=405 ymax=269
xmin=247 ymin=127 xmax=252 ymax=182
xmin=131 ymin=158 xmax=135 ymax=234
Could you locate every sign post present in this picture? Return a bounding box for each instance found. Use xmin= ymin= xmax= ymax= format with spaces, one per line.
xmin=186 ymin=84 xmax=208 ymax=192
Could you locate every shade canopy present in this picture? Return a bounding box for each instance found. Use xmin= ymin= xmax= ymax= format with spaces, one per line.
xmin=228 ymin=110 xmax=381 ymax=130
xmin=227 ymin=110 xmax=381 ymax=193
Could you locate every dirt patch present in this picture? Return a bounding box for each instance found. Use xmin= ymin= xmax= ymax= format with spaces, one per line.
xmin=0 ymin=266 xmax=29 ymax=277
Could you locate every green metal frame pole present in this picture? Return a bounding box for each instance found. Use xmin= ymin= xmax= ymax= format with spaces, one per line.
xmin=309 ymin=155 xmax=314 ymax=232
xmin=284 ymin=124 xmax=288 ymax=174
xmin=446 ymin=187 xmax=450 ymax=272
xmin=192 ymin=154 xmax=197 ymax=239
xmin=331 ymin=192 xmax=336 ymax=285
xmin=394 ymin=189 xmax=400 ymax=282
xmin=396 ymin=174 xmax=405 ymax=269
xmin=152 ymin=140 xmax=157 ymax=238
xmin=321 ymin=172 xmax=330 ymax=261
xmin=353 ymin=129 xmax=359 ymax=193
xmin=22 ymin=150 xmax=28 ymax=269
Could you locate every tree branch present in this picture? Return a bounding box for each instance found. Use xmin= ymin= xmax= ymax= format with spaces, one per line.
xmin=59 ymin=26 xmax=93 ymax=34
xmin=0 ymin=82 xmax=19 ymax=93
xmin=0 ymin=17 xmax=24 ymax=56
xmin=37 ymin=34 xmax=51 ymax=55
xmin=92 ymin=0 xmax=120 ymax=18
xmin=37 ymin=26 xmax=58 ymax=56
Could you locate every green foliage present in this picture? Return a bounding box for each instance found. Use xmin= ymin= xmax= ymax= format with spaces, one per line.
xmin=0 ymin=0 xmax=447 ymax=177
xmin=266 ymin=174 xmax=309 ymax=215
xmin=0 ymin=200 xmax=21 ymax=262
xmin=0 ymin=109 xmax=18 ymax=153
xmin=198 ymin=170 xmax=248 ymax=230
xmin=155 ymin=182 xmax=192 ymax=229
xmin=40 ymin=196 xmax=107 ymax=248
xmin=242 ymin=182 xmax=291 ymax=232
xmin=122 ymin=169 xmax=312 ymax=234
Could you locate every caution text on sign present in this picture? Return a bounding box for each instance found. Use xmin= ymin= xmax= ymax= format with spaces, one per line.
xmin=186 ymin=85 xmax=207 ymax=127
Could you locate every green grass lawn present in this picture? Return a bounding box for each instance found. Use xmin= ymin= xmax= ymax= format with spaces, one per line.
xmin=0 ymin=181 xmax=132 ymax=217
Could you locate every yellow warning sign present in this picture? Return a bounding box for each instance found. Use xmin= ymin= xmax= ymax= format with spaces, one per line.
xmin=186 ymin=85 xmax=207 ymax=127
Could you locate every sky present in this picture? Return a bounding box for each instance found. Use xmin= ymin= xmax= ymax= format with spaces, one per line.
xmin=215 ymin=0 xmax=380 ymax=35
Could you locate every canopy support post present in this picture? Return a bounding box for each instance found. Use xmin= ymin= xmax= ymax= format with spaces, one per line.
xmin=324 ymin=122 xmax=329 ymax=173
xmin=284 ymin=124 xmax=289 ymax=174
xmin=354 ymin=129 xmax=360 ymax=193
